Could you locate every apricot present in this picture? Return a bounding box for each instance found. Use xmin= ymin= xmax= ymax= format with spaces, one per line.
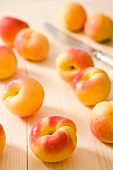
xmin=2 ymin=76 xmax=45 ymax=117
xmin=29 ymin=116 xmax=77 ymax=162
xmin=14 ymin=28 xmax=49 ymax=61
xmin=0 ymin=124 xmax=6 ymax=154
xmin=84 ymin=13 xmax=113 ymax=42
xmin=72 ymin=67 xmax=111 ymax=106
xmin=59 ymin=2 xmax=87 ymax=32
xmin=55 ymin=48 xmax=94 ymax=84
xmin=0 ymin=16 xmax=29 ymax=47
xmin=90 ymin=101 xmax=113 ymax=143
xmin=0 ymin=46 xmax=17 ymax=79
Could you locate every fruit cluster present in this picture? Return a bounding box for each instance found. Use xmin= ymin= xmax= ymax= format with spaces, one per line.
xmin=55 ymin=47 xmax=113 ymax=143
xmin=0 ymin=1 xmax=113 ymax=163
xmin=0 ymin=16 xmax=50 ymax=80
xmin=57 ymin=1 xmax=113 ymax=144
xmin=0 ymin=15 xmax=77 ymax=162
xmin=55 ymin=47 xmax=111 ymax=104
xmin=59 ymin=2 xmax=113 ymax=42
xmin=0 ymin=16 xmax=49 ymax=156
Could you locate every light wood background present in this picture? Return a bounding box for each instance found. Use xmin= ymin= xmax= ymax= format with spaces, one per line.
xmin=0 ymin=0 xmax=113 ymax=170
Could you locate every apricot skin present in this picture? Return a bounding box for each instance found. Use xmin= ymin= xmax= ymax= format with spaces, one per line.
xmin=84 ymin=13 xmax=113 ymax=42
xmin=90 ymin=101 xmax=113 ymax=143
xmin=0 ymin=16 xmax=29 ymax=47
xmin=14 ymin=28 xmax=49 ymax=61
xmin=59 ymin=2 xmax=87 ymax=32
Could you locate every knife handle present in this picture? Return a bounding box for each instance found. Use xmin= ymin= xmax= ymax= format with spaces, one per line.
xmin=92 ymin=51 xmax=113 ymax=67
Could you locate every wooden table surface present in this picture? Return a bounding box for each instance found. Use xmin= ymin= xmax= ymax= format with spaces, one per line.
xmin=0 ymin=0 xmax=113 ymax=170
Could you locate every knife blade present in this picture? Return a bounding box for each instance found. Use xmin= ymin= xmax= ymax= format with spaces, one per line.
xmin=44 ymin=22 xmax=113 ymax=67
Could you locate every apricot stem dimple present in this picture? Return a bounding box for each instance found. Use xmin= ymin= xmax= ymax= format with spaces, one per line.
xmin=48 ymin=131 xmax=54 ymax=135
xmin=2 ymin=87 xmax=20 ymax=101
xmin=69 ymin=65 xmax=75 ymax=70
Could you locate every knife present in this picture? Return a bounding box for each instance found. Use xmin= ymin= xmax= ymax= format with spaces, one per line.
xmin=44 ymin=22 xmax=113 ymax=67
